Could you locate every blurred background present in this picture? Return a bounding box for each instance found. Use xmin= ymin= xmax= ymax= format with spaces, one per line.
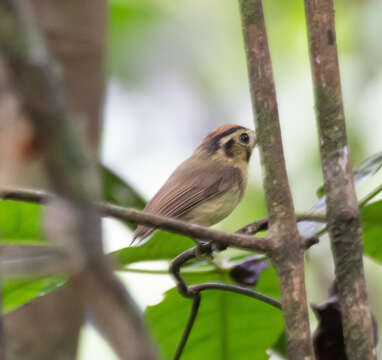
xmin=82 ymin=0 xmax=382 ymax=358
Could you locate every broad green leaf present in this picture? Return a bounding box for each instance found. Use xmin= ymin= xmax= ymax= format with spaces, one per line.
xmin=112 ymin=231 xmax=194 ymax=266
xmin=145 ymin=265 xmax=283 ymax=360
xmin=0 ymin=200 xmax=43 ymax=244
xmin=102 ymin=166 xmax=146 ymax=211
xmin=2 ymin=276 xmax=66 ymax=313
xmin=272 ymin=331 xmax=286 ymax=357
xmin=361 ymin=200 xmax=382 ymax=262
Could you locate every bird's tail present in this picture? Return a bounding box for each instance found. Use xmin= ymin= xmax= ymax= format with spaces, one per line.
xmin=130 ymin=225 xmax=155 ymax=246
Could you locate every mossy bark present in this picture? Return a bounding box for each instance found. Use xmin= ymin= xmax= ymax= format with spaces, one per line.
xmin=238 ymin=1 xmax=315 ymax=359
xmin=304 ymin=0 xmax=376 ymax=359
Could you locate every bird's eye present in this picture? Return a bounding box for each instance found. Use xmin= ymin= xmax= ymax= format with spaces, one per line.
xmin=239 ymin=133 xmax=249 ymax=144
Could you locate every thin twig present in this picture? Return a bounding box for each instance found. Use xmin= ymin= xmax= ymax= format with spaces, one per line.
xmin=173 ymin=294 xmax=201 ymax=360
xmin=119 ymin=267 xmax=217 ymax=276
xmin=188 ymin=283 xmax=281 ymax=309
xmin=0 ymin=188 xmax=324 ymax=253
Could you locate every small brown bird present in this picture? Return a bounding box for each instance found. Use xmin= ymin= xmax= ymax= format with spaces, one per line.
xmin=132 ymin=124 xmax=257 ymax=243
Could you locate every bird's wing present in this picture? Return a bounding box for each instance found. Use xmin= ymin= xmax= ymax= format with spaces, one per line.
xmin=132 ymin=159 xmax=242 ymax=242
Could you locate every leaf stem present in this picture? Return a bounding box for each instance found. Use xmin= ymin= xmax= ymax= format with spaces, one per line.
xmin=173 ymin=294 xmax=201 ymax=360
xmin=359 ymin=184 xmax=382 ymax=207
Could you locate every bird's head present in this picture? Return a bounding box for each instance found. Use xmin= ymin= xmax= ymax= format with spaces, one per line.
xmin=196 ymin=124 xmax=257 ymax=165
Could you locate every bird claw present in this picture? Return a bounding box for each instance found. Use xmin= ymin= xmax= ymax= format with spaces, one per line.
xmin=195 ymin=242 xmax=213 ymax=258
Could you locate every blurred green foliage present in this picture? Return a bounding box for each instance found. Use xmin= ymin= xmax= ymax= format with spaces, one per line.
xmin=107 ymin=0 xmax=168 ymax=81
xmin=362 ymin=201 xmax=382 ymax=263
xmin=0 ymin=201 xmax=43 ymax=244
xmin=113 ymin=231 xmax=193 ymax=266
xmin=2 ymin=276 xmax=65 ymax=313
xmin=2 ymin=0 xmax=382 ymax=358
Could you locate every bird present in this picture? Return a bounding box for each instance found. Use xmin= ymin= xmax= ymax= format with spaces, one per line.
xmin=132 ymin=124 xmax=257 ymax=244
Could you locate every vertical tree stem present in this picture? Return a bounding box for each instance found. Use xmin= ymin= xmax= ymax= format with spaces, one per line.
xmin=304 ymin=1 xmax=376 ymax=359
xmin=0 ymin=1 xmax=157 ymax=358
xmin=238 ymin=1 xmax=314 ymax=359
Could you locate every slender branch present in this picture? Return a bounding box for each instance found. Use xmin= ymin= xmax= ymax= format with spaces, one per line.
xmin=304 ymin=1 xmax=376 ymax=359
xmin=0 ymin=188 xmax=48 ymax=204
xmin=173 ymin=294 xmax=201 ymax=360
xmin=0 ymin=188 xmax=271 ymax=253
xmin=0 ymin=188 xmax=324 ymax=255
xmin=105 ymin=203 xmax=270 ymax=252
xmin=238 ymin=0 xmax=314 ymax=358
xmin=169 ymin=248 xmax=198 ymax=297
xmin=120 ymin=267 xmax=216 ymax=276
xmin=188 ymin=283 xmax=281 ymax=309
xmin=169 ymin=245 xmax=281 ymax=359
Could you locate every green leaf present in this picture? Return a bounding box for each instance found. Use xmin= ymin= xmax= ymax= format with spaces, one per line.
xmin=112 ymin=231 xmax=194 ymax=266
xmin=2 ymin=276 xmax=66 ymax=313
xmin=316 ymin=150 xmax=382 ymax=199
xmin=272 ymin=331 xmax=286 ymax=357
xmin=0 ymin=166 xmax=146 ymax=312
xmin=0 ymin=200 xmax=43 ymax=244
xmin=102 ymin=166 xmax=146 ymax=210
xmin=354 ymin=151 xmax=382 ymax=184
xmin=361 ymin=200 xmax=382 ymax=262
xmin=145 ymin=265 xmax=283 ymax=360
xmin=102 ymin=165 xmax=146 ymax=231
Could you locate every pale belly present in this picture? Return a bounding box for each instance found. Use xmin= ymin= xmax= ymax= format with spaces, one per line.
xmin=181 ymin=184 xmax=242 ymax=227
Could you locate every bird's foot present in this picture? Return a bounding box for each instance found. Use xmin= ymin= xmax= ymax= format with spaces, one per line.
xmin=194 ymin=241 xmax=228 ymax=258
xmin=194 ymin=242 xmax=213 ymax=258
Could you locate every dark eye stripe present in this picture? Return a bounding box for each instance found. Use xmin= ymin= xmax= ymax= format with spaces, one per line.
xmin=204 ymin=126 xmax=244 ymax=155
xmin=224 ymin=139 xmax=235 ymax=157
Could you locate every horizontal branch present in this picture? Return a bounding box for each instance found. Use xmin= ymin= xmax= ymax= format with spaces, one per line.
xmin=0 ymin=188 xmax=322 ymax=255
xmin=0 ymin=188 xmax=271 ymax=253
